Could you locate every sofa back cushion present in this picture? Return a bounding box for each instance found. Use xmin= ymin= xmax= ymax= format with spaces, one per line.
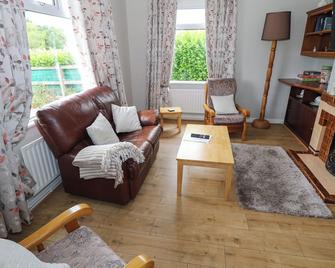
xmin=36 ymin=86 xmax=120 ymax=158
xmin=92 ymin=86 xmax=121 ymax=125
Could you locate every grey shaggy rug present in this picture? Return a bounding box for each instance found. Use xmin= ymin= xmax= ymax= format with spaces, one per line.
xmin=232 ymin=143 xmax=333 ymax=218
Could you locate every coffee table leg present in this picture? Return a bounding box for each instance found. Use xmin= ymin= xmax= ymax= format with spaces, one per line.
xmin=177 ymin=160 xmax=184 ymax=195
xmin=224 ymin=164 xmax=234 ymax=201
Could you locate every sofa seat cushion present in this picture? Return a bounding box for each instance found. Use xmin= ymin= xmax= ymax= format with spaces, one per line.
xmin=214 ymin=113 xmax=244 ymax=125
xmin=36 ymin=226 xmax=125 ymax=268
xmin=119 ymin=125 xmax=161 ymax=146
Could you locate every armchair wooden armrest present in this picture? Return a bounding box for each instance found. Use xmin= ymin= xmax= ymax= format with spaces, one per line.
xmin=126 ymin=255 xmax=154 ymax=268
xmin=20 ymin=203 xmax=93 ymax=251
xmin=203 ymin=104 xmax=216 ymax=117
xmin=20 ymin=204 xmax=155 ymax=267
xmin=236 ymin=104 xmax=250 ymax=117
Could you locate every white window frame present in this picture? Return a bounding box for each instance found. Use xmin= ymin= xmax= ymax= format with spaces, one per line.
xmin=24 ymin=0 xmax=69 ymax=18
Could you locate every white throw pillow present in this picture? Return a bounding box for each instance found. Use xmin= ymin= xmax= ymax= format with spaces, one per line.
xmin=86 ymin=113 xmax=119 ymax=145
xmin=0 ymin=239 xmax=69 ymax=268
xmin=211 ymin=95 xmax=239 ymax=115
xmin=112 ymin=104 xmax=142 ymax=133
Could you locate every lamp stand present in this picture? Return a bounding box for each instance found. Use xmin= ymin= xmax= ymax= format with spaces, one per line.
xmin=252 ymin=40 xmax=277 ymax=129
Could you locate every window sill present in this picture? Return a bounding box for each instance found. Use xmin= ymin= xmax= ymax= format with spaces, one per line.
xmin=170 ymin=80 xmax=206 ymax=85
xmin=170 ymin=80 xmax=206 ymax=90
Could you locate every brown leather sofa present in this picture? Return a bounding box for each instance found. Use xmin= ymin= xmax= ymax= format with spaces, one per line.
xmin=35 ymin=86 xmax=161 ymax=205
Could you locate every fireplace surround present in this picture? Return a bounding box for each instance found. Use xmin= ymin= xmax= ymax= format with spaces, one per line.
xmin=326 ymin=138 xmax=335 ymax=175
xmin=290 ymin=92 xmax=335 ymax=203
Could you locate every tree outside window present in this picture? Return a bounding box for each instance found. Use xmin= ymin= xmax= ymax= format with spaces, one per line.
xmin=172 ymin=9 xmax=207 ymax=82
xmin=25 ymin=4 xmax=83 ymax=113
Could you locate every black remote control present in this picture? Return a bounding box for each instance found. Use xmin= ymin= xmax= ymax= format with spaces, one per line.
xmin=191 ymin=133 xmax=210 ymax=139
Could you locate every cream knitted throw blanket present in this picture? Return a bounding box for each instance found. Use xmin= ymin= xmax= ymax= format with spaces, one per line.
xmin=72 ymin=142 xmax=145 ymax=188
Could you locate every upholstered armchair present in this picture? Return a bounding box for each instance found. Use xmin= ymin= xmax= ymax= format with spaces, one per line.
xmin=20 ymin=204 xmax=154 ymax=268
xmin=203 ymin=78 xmax=250 ymax=141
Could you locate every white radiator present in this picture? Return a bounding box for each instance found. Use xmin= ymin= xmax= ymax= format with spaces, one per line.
xmin=21 ymin=137 xmax=62 ymax=209
xmin=169 ymin=88 xmax=205 ymax=114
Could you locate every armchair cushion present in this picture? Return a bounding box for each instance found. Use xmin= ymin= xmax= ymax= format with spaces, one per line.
xmin=211 ymin=95 xmax=239 ymax=115
xmin=214 ymin=113 xmax=244 ymax=125
xmin=36 ymin=226 xmax=125 ymax=268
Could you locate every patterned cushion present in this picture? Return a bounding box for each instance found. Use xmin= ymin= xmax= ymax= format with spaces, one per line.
xmin=214 ymin=113 xmax=244 ymax=125
xmin=208 ymin=79 xmax=237 ymax=108
xmin=36 ymin=226 xmax=125 ymax=268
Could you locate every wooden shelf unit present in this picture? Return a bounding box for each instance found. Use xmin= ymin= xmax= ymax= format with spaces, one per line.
xmin=279 ymin=79 xmax=326 ymax=145
xmin=301 ymin=3 xmax=334 ymax=58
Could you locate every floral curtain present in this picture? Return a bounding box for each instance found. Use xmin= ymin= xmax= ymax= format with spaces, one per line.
xmin=0 ymin=0 xmax=35 ymax=238
xmin=68 ymin=0 xmax=127 ymax=105
xmin=146 ymin=0 xmax=177 ymax=109
xmin=206 ymin=0 xmax=237 ymax=78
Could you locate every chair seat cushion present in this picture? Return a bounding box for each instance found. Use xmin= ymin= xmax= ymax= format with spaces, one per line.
xmin=214 ymin=113 xmax=244 ymax=125
xmin=36 ymin=226 xmax=125 ymax=268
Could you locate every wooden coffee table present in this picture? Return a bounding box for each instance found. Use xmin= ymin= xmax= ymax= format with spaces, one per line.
xmin=176 ymin=124 xmax=235 ymax=201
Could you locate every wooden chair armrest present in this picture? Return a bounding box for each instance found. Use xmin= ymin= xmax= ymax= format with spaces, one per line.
xmin=203 ymin=104 xmax=216 ymax=117
xmin=125 ymin=255 xmax=154 ymax=268
xmin=236 ymin=104 xmax=250 ymax=117
xmin=20 ymin=203 xmax=93 ymax=250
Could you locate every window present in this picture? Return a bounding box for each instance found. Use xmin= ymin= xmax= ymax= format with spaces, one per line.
xmin=25 ymin=0 xmax=82 ymax=113
xmin=25 ymin=0 xmax=69 ymax=18
xmin=171 ymin=9 xmax=207 ymax=82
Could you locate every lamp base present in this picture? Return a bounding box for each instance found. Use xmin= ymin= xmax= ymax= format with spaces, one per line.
xmin=252 ymin=119 xmax=271 ymax=129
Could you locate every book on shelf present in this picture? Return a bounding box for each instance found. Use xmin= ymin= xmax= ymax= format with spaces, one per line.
xmin=303 ymin=71 xmax=321 ymax=76
xmin=314 ymin=15 xmax=332 ymax=32
xmin=297 ymin=73 xmax=321 ymax=82
xmin=315 ymin=16 xmax=326 ymax=32
xmin=323 ymin=16 xmax=333 ymax=31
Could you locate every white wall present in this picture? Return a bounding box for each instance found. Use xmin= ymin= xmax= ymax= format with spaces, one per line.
xmin=124 ymin=0 xmax=333 ymax=121
xmin=125 ymin=0 xmax=148 ymax=109
xmin=111 ymin=0 xmax=133 ymax=104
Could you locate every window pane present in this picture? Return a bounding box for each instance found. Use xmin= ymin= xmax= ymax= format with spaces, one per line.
xmin=172 ymin=30 xmax=207 ymax=81
xmin=26 ymin=11 xmax=83 ymax=112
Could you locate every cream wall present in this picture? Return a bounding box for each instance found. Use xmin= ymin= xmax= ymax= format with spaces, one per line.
xmin=123 ymin=0 xmax=333 ymax=121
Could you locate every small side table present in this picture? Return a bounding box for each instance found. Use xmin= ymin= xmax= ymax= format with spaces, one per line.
xmin=160 ymin=107 xmax=182 ymax=133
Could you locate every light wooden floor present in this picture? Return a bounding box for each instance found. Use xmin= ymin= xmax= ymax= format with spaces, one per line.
xmin=11 ymin=122 xmax=335 ymax=268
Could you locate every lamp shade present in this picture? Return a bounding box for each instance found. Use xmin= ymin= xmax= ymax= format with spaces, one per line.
xmin=262 ymin=11 xmax=291 ymax=41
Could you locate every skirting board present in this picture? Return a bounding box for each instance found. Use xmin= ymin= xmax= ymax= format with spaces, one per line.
xmin=181 ymin=113 xmax=284 ymax=124
xmin=27 ymin=176 xmax=62 ymax=210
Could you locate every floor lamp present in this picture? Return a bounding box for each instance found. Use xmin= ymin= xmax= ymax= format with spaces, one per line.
xmin=252 ymin=11 xmax=291 ymax=129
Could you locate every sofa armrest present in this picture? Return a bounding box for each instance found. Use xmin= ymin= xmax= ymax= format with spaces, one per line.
xmin=138 ymin=110 xmax=159 ymax=126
